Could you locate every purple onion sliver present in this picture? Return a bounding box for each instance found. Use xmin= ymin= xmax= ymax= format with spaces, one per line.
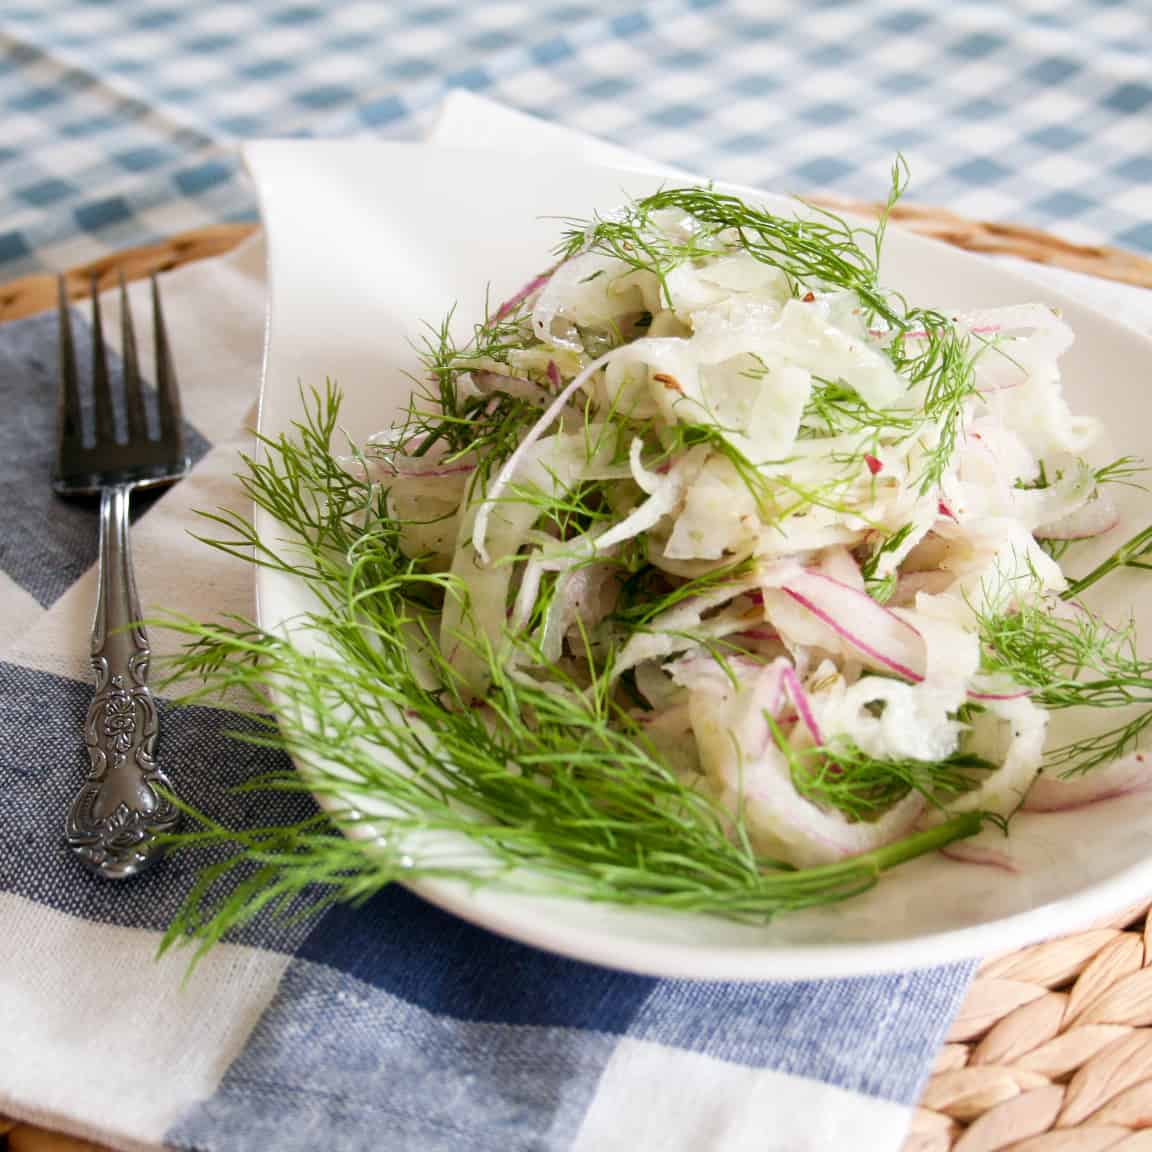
xmin=782 ymin=587 xmax=923 ymax=682
xmin=939 ymin=844 xmax=1018 ymax=873
xmin=1021 ymin=786 xmax=1147 ymax=813
xmin=494 ymin=266 xmax=557 ymax=321
xmin=734 ymin=626 xmax=778 ymax=641
xmin=966 ymin=687 xmax=1032 ymax=701
xmin=779 ymin=665 xmax=824 ymax=745
xmin=1022 ymin=752 xmax=1152 ymax=812
xmin=778 ymin=589 xmax=921 ymax=677
xmin=1034 ymin=501 xmax=1120 ymax=540
xmin=801 ymin=569 xmax=924 ymax=641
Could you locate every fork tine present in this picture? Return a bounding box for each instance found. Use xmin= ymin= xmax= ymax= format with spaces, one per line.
xmin=56 ymin=275 xmax=83 ymax=453
xmin=151 ymin=274 xmax=183 ymax=455
xmin=89 ymin=274 xmax=116 ymax=446
xmin=118 ymin=271 xmax=148 ymax=443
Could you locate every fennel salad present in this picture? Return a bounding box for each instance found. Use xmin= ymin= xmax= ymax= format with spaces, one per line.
xmin=169 ymin=171 xmax=1152 ymax=943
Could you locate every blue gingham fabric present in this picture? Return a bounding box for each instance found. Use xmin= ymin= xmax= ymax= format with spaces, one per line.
xmin=0 ymin=0 xmax=1150 ymax=278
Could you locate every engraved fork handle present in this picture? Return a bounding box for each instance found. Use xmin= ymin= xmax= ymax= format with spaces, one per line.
xmin=65 ymin=484 xmax=179 ymax=878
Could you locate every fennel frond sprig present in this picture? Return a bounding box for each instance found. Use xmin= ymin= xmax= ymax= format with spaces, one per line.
xmin=191 ymin=379 xmax=385 ymax=587
xmin=159 ymin=385 xmax=983 ymax=951
xmin=612 ymin=556 xmax=756 ymax=629
xmin=557 ymin=206 xmax=720 ymax=308
xmin=583 ymin=185 xmax=898 ymax=323
xmin=663 ymin=422 xmax=867 ymax=525
xmin=561 ymin=160 xmax=917 ymax=326
xmin=800 ymin=377 xmax=917 ymax=442
xmin=1043 ymin=712 xmax=1152 ymax=778
xmin=891 ymin=315 xmax=977 ymax=490
xmin=417 ymin=300 xmax=536 ymax=409
xmin=491 ymin=477 xmax=616 ymax=541
xmin=407 ymin=295 xmax=554 ymax=479
xmin=980 ymin=602 xmax=1152 ymax=710
xmin=161 ymin=609 xmax=975 ymax=935
xmin=1094 ymin=455 xmax=1148 ymax=492
xmin=977 ymin=597 xmax=1152 ymax=775
xmin=793 ymin=744 xmax=994 ymax=821
xmin=401 ymin=388 xmax=546 ymax=490
xmin=764 ymin=712 xmax=992 ymax=820
xmin=1061 ymin=523 xmax=1152 ymax=600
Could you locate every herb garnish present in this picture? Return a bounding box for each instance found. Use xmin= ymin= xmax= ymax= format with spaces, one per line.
xmin=159 ymin=387 xmax=979 ymax=957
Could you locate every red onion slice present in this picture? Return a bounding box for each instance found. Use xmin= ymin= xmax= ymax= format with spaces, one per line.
xmin=1035 ymin=496 xmax=1119 ymax=541
xmin=890 ymin=570 xmax=955 ymax=605
xmin=767 ymin=567 xmax=1032 ymax=705
xmin=779 ymin=664 xmax=823 ymax=744
xmin=1022 ymin=751 xmax=1152 ymax=813
xmin=494 ymin=265 xmax=557 ymax=321
xmin=769 ymin=568 xmax=926 ymax=682
xmin=733 ymin=626 xmax=779 ymax=643
xmin=939 ymin=842 xmax=1019 ymax=873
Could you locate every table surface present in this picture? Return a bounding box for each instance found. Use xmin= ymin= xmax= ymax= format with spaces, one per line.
xmin=1 ymin=0 xmax=1150 ymax=282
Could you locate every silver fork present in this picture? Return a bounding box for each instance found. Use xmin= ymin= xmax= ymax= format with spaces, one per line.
xmin=55 ymin=273 xmax=190 ymax=879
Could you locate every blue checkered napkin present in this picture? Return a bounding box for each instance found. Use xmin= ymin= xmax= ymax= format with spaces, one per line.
xmin=1 ymin=0 xmax=1150 ymax=278
xmin=0 ymin=231 xmax=979 ymax=1151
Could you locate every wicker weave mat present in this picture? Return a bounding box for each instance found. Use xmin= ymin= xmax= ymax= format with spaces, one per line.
xmin=3 ymin=196 xmax=1152 ymax=322
xmin=3 ymin=201 xmax=1152 ymax=1152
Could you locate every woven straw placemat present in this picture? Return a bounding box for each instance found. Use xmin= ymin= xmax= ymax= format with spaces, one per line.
xmin=2 ymin=202 xmax=1152 ymax=1152
xmin=2 ymin=197 xmax=1152 ymax=323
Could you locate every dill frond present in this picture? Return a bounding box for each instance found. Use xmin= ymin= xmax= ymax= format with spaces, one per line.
xmin=157 ymin=385 xmax=982 ymax=955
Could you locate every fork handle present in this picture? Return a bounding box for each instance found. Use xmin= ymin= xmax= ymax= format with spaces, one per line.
xmin=66 ymin=484 xmax=179 ymax=878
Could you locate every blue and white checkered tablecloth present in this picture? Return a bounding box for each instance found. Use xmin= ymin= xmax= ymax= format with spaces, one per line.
xmin=0 ymin=0 xmax=1150 ymax=278
xmin=0 ymin=5 xmax=1150 ymax=1152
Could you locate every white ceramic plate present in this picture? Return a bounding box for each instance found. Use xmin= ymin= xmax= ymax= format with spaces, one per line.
xmin=248 ymin=139 xmax=1152 ymax=980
